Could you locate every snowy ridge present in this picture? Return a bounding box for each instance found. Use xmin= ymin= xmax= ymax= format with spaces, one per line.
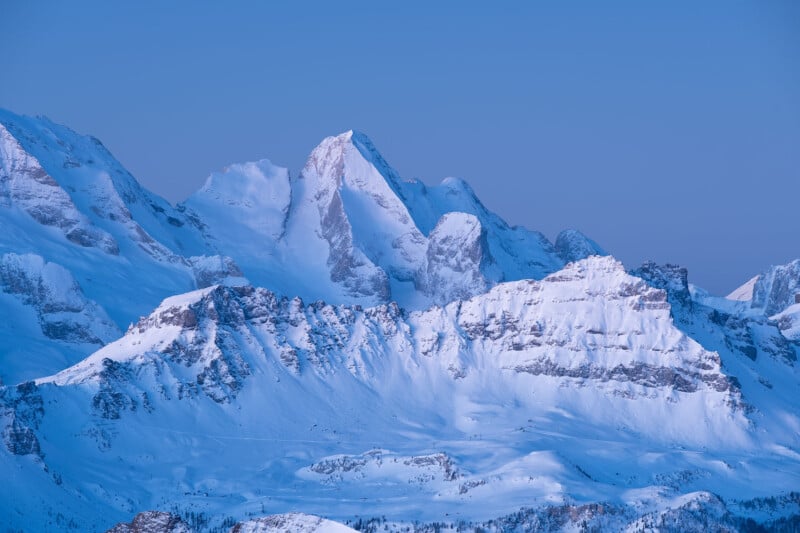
xmin=0 ymin=119 xmax=119 ymax=255
xmin=44 ymin=256 xmax=747 ymax=439
xmin=727 ymin=275 xmax=759 ymax=302
xmin=0 ymin=109 xmax=206 ymax=259
xmin=5 ymin=257 xmax=795 ymax=532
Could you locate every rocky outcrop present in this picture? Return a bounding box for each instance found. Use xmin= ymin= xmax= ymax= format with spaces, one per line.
xmin=1 ymin=381 xmax=44 ymax=457
xmin=230 ymin=513 xmax=357 ymax=533
xmin=187 ymin=255 xmax=246 ymax=289
xmin=633 ymin=261 xmax=796 ymax=364
xmin=631 ymin=261 xmax=692 ymax=310
xmin=0 ymin=122 xmax=119 ymax=254
xmin=417 ymin=212 xmax=492 ymax=304
xmin=106 ymin=511 xmax=191 ymax=533
xmin=306 ymin=450 xmax=459 ymax=485
xmin=0 ymin=253 xmax=120 ymax=345
xmin=751 ymin=259 xmax=800 ymax=315
xmin=773 ymin=304 xmax=800 ymax=342
xmin=294 ymin=130 xmax=425 ymax=301
xmin=47 ymin=257 xmax=744 ymax=424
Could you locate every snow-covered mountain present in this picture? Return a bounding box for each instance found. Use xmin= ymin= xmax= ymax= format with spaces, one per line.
xmin=0 ymin=110 xmax=583 ymax=381
xmin=183 ymin=130 xmax=579 ymax=309
xmin=1 ymin=257 xmax=798 ymax=531
xmin=0 ymin=109 xmax=798 ymax=532
xmin=0 ymin=109 xmax=248 ymax=382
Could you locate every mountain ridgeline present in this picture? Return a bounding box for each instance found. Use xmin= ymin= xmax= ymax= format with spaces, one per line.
xmin=0 ymin=109 xmax=798 ymax=533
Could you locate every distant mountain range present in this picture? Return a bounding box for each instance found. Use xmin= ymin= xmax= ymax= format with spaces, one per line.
xmin=0 ymin=109 xmax=798 ymax=532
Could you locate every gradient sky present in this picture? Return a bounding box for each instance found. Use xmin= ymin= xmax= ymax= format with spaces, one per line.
xmin=1 ymin=1 xmax=798 ymax=295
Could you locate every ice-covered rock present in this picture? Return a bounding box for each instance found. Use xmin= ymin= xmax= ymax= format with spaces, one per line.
xmin=0 ymin=109 xmax=207 ymax=260
xmin=0 ymin=121 xmax=119 ymax=254
xmin=750 ymin=259 xmax=800 ymax=315
xmin=417 ymin=212 xmax=493 ymax=304
xmin=773 ymin=303 xmax=800 ymax=342
xmin=187 ymin=255 xmax=247 ymax=289
xmin=290 ymin=130 xmax=425 ymax=301
xmin=0 ymin=253 xmax=121 ymax=383
xmin=0 ymin=253 xmax=119 ymax=344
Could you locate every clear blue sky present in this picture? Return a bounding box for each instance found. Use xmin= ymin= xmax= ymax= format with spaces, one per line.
xmin=1 ymin=1 xmax=798 ymax=295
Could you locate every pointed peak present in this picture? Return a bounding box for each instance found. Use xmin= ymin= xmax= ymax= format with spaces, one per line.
xmin=303 ymin=130 xmax=406 ymax=197
xmin=309 ymin=129 xmax=381 ymax=162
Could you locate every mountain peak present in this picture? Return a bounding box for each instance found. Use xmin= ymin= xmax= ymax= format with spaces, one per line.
xmin=303 ymin=129 xmax=395 ymax=184
xmin=554 ymin=229 xmax=607 ymax=264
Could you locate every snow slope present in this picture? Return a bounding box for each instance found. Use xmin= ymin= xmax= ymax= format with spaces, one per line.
xmin=2 ymin=257 xmax=797 ymax=532
xmin=726 ymin=275 xmax=759 ymax=302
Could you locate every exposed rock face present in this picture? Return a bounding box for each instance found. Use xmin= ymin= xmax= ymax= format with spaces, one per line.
xmin=46 ymin=257 xmax=744 ymax=438
xmin=183 ymin=129 xmax=571 ymax=308
xmin=631 ymin=261 xmax=692 ymax=310
xmin=2 ymin=417 xmax=41 ymax=456
xmin=400 ymin=176 xmax=565 ymax=282
xmin=0 ymin=252 xmax=120 ymax=345
xmin=294 ymin=130 xmax=424 ymax=301
xmin=0 ymin=122 xmax=119 ymax=254
xmin=305 ymin=450 xmax=459 ymax=485
xmin=106 ymin=511 xmax=191 ymax=533
xmin=554 ymin=228 xmax=607 ymax=263
xmin=773 ymin=304 xmax=800 ymax=342
xmin=187 ymin=255 xmax=246 ymax=289
xmin=230 ymin=513 xmax=357 ymax=533
xmin=1 ymin=381 xmax=44 ymax=457
xmin=751 ymin=259 xmax=800 ymax=315
xmin=418 ymin=212 xmax=492 ymax=304
xmin=0 ymin=111 xmax=208 ymax=261
xmin=633 ymin=261 xmax=797 ymax=365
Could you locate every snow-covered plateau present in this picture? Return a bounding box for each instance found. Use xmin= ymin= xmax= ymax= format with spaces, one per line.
xmin=0 ymin=109 xmax=798 ymax=532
